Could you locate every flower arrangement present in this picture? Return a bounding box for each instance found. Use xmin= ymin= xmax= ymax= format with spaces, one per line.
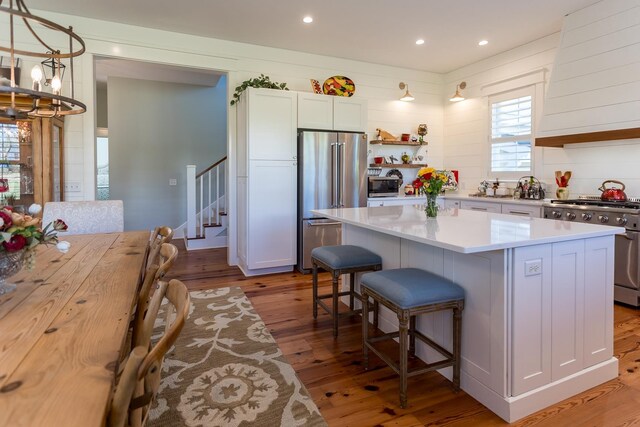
xmin=413 ymin=167 xmax=449 ymax=218
xmin=415 ymin=167 xmax=448 ymax=195
xmin=0 ymin=203 xmax=69 ymax=269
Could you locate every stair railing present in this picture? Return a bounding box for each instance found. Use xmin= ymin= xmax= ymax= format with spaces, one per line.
xmin=186 ymin=156 xmax=227 ymax=238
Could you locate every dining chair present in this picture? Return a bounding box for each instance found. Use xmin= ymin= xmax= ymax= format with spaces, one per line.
xmin=132 ymin=243 xmax=179 ymax=349
xmin=109 ymin=279 xmax=190 ymax=427
xmin=146 ymin=226 xmax=174 ymax=269
xmin=42 ymin=200 xmax=124 ymax=235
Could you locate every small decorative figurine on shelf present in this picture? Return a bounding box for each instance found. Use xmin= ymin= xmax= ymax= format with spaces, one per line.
xmin=417 ymin=124 xmax=428 ymax=144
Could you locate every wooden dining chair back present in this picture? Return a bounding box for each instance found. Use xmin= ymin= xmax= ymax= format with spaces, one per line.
xmin=132 ymin=243 xmax=179 ymax=348
xmin=146 ymin=226 xmax=174 ymax=269
xmin=109 ymin=279 xmax=190 ymax=427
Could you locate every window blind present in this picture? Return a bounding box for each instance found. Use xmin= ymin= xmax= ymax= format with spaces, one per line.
xmin=490 ymin=95 xmax=532 ymax=173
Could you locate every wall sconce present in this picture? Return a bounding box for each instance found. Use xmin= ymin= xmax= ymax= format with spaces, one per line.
xmin=399 ymin=82 xmax=414 ymax=102
xmin=449 ymin=81 xmax=466 ymax=102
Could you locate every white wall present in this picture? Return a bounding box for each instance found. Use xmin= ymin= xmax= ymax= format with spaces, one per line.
xmin=29 ymin=9 xmax=445 ymax=265
xmin=443 ymin=24 xmax=640 ymax=197
xmin=108 ymin=76 xmax=227 ymax=231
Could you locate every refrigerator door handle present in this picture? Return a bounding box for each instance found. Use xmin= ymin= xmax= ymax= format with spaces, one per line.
xmin=338 ymin=142 xmax=345 ymax=207
xmin=330 ymin=142 xmax=339 ymax=208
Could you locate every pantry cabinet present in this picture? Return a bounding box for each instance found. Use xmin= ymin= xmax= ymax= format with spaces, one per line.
xmin=237 ymin=88 xmax=297 ymax=274
xmin=298 ymin=92 xmax=368 ymax=132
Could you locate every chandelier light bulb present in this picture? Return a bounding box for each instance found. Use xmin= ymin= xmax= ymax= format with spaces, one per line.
xmin=51 ymin=75 xmax=62 ymax=93
xmin=30 ymin=65 xmax=42 ymax=82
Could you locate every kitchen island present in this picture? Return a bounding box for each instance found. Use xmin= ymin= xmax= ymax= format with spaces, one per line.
xmin=313 ymin=205 xmax=622 ymax=422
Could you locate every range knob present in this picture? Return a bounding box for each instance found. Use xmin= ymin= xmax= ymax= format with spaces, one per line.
xmin=565 ymin=212 xmax=576 ymax=220
xmin=551 ymin=210 xmax=562 ymax=219
xmin=598 ymin=215 xmax=609 ymax=224
xmin=616 ymin=217 xmax=628 ymax=226
xmin=581 ymin=213 xmax=592 ymax=221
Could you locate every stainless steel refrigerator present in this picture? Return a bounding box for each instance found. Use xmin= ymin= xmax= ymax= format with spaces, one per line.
xmin=297 ymin=130 xmax=367 ymax=272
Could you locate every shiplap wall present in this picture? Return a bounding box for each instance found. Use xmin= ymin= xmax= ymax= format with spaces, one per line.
xmin=444 ymin=0 xmax=640 ymax=197
xmin=25 ymin=9 xmax=444 ymax=264
xmin=538 ymin=0 xmax=640 ymax=137
xmin=442 ymin=34 xmax=559 ymax=191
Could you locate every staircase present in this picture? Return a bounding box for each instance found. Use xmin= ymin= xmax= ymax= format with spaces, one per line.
xmin=185 ymin=157 xmax=227 ymax=250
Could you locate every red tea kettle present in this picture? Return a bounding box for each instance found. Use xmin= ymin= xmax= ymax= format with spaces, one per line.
xmin=599 ymin=180 xmax=627 ymax=202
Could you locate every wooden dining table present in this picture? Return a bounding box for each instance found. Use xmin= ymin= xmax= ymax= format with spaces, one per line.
xmin=0 ymin=231 xmax=149 ymax=426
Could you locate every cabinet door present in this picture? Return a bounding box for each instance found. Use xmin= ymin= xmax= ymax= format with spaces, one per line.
xmin=460 ymin=200 xmax=501 ymax=213
xmin=444 ymin=199 xmax=461 ymax=209
xmin=298 ymin=93 xmax=333 ymax=130
xmin=501 ymin=203 xmax=541 ymax=218
xmin=248 ymin=160 xmax=297 ymax=269
xmin=248 ymin=88 xmax=297 ymax=161
xmin=512 ymin=244 xmax=552 ymax=395
xmin=333 ymin=97 xmax=368 ymax=132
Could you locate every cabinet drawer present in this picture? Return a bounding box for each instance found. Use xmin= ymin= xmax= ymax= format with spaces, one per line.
xmin=460 ymin=200 xmax=502 ymax=213
xmin=501 ymin=204 xmax=542 ymax=218
xmin=444 ymin=199 xmax=461 ymax=209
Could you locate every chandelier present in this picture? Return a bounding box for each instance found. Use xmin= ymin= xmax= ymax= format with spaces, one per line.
xmin=0 ymin=0 xmax=86 ymax=120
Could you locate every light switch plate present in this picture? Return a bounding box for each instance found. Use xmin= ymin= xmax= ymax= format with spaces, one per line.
xmin=169 ymin=179 xmax=177 ymax=186
xmin=525 ymin=259 xmax=542 ymax=276
xmin=64 ymin=181 xmax=82 ymax=192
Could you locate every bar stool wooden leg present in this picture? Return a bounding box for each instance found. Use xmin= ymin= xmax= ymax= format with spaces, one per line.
xmin=349 ymin=272 xmax=355 ymax=310
xmin=362 ymin=288 xmax=370 ymax=370
xmin=332 ymin=271 xmax=340 ymax=338
xmin=398 ymin=310 xmax=410 ymax=409
xmin=312 ymin=262 xmax=319 ymax=319
xmin=453 ymin=305 xmax=463 ymax=391
xmin=373 ymin=300 xmax=379 ymax=329
xmin=409 ymin=316 xmax=417 ymax=357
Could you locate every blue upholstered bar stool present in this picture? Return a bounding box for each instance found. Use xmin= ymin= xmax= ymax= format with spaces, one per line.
xmin=311 ymin=245 xmax=382 ymax=338
xmin=360 ymin=268 xmax=465 ymax=408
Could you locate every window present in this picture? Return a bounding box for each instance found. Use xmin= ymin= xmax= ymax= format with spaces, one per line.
xmin=490 ymin=88 xmax=534 ymax=174
xmin=96 ymin=136 xmax=110 ymax=200
xmin=0 ymin=123 xmax=26 ymax=202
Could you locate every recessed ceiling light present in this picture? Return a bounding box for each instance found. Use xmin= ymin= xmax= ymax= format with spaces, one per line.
xmin=303 ymin=16 xmax=313 ymax=24
xmin=415 ymin=39 xmax=425 ymax=45
xmin=478 ymin=40 xmax=489 ymax=46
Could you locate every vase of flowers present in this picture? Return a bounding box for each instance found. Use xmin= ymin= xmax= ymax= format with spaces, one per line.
xmin=414 ymin=167 xmax=448 ymax=218
xmin=0 ymin=204 xmax=68 ymax=295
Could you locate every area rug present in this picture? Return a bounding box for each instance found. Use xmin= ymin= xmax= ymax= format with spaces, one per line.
xmin=148 ymin=287 xmax=326 ymax=427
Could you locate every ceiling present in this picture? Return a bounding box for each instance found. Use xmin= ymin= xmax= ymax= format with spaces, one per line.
xmin=29 ymin=0 xmax=599 ymax=73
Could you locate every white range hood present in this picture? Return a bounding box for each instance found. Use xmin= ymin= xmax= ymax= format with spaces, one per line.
xmin=535 ymin=0 xmax=640 ymax=147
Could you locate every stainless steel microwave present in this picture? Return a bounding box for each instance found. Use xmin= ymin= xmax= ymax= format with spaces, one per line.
xmin=368 ymin=176 xmax=401 ymax=197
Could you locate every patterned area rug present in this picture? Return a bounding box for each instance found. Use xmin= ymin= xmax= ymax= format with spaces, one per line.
xmin=148 ymin=287 xmax=326 ymax=427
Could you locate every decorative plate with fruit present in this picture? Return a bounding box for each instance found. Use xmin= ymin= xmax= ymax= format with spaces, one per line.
xmin=323 ymin=76 xmax=355 ymax=97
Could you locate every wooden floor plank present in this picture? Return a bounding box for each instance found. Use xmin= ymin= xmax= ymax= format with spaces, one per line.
xmin=164 ymin=243 xmax=640 ymax=426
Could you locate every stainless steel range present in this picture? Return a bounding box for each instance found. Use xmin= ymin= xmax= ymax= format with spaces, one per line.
xmin=543 ymin=197 xmax=640 ymax=306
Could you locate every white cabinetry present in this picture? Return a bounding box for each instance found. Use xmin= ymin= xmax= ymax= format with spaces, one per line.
xmin=237 ymin=88 xmax=297 ymax=275
xmin=460 ymin=200 xmax=502 ymax=213
xmin=501 ymin=203 xmax=542 ymax=218
xmin=511 ymin=236 xmax=614 ymax=395
xmin=444 ymin=199 xmax=461 ymax=209
xmin=298 ymin=93 xmax=368 ymax=132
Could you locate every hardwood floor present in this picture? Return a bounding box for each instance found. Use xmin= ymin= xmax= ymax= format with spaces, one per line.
xmin=167 ymin=243 xmax=640 ymax=426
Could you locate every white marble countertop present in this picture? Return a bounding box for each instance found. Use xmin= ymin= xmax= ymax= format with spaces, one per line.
xmin=313 ymin=205 xmax=622 ymax=254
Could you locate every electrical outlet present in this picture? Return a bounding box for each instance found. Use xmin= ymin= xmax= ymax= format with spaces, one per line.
xmin=64 ymin=182 xmax=81 ymax=192
xmin=169 ymin=179 xmax=177 ymax=186
xmin=525 ymin=259 xmax=542 ymax=276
